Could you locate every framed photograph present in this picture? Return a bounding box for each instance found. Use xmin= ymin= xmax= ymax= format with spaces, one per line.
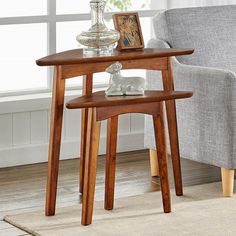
xmin=113 ymin=12 xmax=144 ymax=50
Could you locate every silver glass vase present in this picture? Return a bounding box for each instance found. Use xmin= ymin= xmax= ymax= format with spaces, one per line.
xmin=76 ymin=0 xmax=120 ymax=56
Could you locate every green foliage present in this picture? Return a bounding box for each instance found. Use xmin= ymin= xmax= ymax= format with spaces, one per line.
xmin=106 ymin=0 xmax=151 ymax=11
xmin=106 ymin=0 xmax=132 ymax=11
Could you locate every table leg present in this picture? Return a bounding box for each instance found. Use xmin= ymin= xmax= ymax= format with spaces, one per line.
xmin=80 ymin=74 xmax=93 ymax=194
xmin=45 ymin=66 xmax=65 ymax=216
xmin=161 ymin=57 xmax=183 ymax=196
xmin=82 ymin=108 xmax=101 ymax=225
xmin=105 ymin=116 xmax=118 ymax=210
xmin=153 ymin=103 xmax=171 ymax=213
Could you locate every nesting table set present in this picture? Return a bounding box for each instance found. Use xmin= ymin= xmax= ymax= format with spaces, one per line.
xmin=36 ymin=48 xmax=194 ymax=225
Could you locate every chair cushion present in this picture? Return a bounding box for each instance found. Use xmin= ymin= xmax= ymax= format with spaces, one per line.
xmin=153 ymin=5 xmax=236 ymax=72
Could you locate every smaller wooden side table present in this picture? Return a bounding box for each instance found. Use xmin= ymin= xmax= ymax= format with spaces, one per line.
xmin=66 ymin=90 xmax=193 ymax=225
xmin=36 ymin=48 xmax=194 ymax=216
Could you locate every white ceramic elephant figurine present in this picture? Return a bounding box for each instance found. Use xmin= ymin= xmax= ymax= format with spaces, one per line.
xmin=105 ymin=61 xmax=145 ymax=96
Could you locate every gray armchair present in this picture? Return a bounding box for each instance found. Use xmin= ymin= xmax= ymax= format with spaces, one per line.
xmin=145 ymin=5 xmax=236 ymax=196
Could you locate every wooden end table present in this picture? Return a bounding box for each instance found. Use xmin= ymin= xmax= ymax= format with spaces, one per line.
xmin=36 ymin=48 xmax=194 ymax=216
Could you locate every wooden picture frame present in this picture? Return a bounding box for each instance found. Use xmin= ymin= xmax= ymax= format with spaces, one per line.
xmin=113 ymin=12 xmax=144 ymax=50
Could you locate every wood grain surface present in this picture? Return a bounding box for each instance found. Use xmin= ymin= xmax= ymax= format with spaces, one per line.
xmin=66 ymin=90 xmax=193 ymax=109
xmin=36 ymin=48 xmax=194 ymax=66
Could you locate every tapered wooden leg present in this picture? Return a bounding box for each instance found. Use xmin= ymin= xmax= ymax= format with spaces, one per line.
xmin=80 ymin=108 xmax=88 ymax=194
xmin=149 ymin=149 xmax=160 ymax=177
xmin=105 ymin=116 xmax=118 ymax=210
xmin=162 ymin=58 xmax=183 ymax=196
xmin=82 ymin=108 xmax=101 ymax=226
xmin=80 ymin=74 xmax=93 ymax=194
xmin=221 ymin=168 xmax=235 ymax=197
xmin=153 ymin=103 xmax=171 ymax=213
xmin=45 ymin=66 xmax=65 ymax=216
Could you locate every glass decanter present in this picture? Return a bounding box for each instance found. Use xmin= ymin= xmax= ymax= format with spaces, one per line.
xmin=76 ymin=0 xmax=120 ymax=56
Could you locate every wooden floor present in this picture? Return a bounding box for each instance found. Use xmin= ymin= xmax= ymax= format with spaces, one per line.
xmin=0 ymin=150 xmax=220 ymax=236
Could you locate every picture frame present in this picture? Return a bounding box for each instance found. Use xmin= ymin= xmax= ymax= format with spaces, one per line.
xmin=113 ymin=12 xmax=144 ymax=50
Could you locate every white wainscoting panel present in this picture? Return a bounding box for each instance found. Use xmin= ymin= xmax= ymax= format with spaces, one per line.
xmin=100 ymin=114 xmax=131 ymax=137
xmin=65 ymin=109 xmax=81 ymax=140
xmin=118 ymin=114 xmax=131 ymax=133
xmin=13 ymin=112 xmax=30 ymax=146
xmin=100 ymin=120 xmax=107 ymax=137
xmin=30 ymin=110 xmax=48 ymax=144
xmin=131 ymin=114 xmax=144 ymax=133
xmin=0 ymin=96 xmax=145 ymax=168
xmin=0 ymin=113 xmax=12 ymax=148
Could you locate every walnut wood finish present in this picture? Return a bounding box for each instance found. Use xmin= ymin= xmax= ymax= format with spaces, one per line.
xmin=101 ymin=102 xmax=170 ymax=214
xmin=66 ymin=90 xmax=193 ymax=110
xmin=153 ymin=103 xmax=171 ymax=213
xmin=96 ymin=103 xmax=161 ymax=121
xmin=81 ymin=100 xmax=169 ymax=225
xmin=80 ymin=74 xmax=93 ymax=194
xmin=162 ymin=58 xmax=183 ymax=196
xmin=81 ymin=108 xmax=101 ymax=225
xmin=105 ymin=116 xmax=118 ymax=210
xmin=66 ymin=91 xmax=192 ymax=224
xmin=36 ymin=48 xmax=194 ymax=220
xmin=45 ymin=66 xmax=65 ymax=216
xmin=61 ymin=57 xmax=167 ymax=79
xmin=36 ymin=48 xmax=194 ymax=66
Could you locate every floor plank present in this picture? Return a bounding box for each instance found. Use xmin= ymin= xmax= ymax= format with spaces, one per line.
xmin=0 ymin=150 xmax=220 ymax=235
xmin=0 ymin=220 xmax=12 ymax=230
xmin=0 ymin=221 xmax=29 ymax=236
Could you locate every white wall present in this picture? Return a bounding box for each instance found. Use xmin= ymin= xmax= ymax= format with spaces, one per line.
xmin=0 ymin=92 xmax=145 ymax=168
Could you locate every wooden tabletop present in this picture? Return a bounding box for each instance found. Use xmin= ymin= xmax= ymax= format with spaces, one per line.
xmin=66 ymin=90 xmax=193 ymax=109
xmin=36 ymin=48 xmax=194 ymax=66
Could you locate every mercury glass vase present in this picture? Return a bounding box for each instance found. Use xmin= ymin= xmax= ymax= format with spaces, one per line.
xmin=76 ymin=0 xmax=120 ymax=56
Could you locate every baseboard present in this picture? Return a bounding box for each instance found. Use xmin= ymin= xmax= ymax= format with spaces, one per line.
xmin=0 ymin=132 xmax=144 ymax=168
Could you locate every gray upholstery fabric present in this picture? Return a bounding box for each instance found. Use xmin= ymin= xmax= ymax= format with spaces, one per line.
xmin=145 ymin=5 xmax=236 ymax=169
xmin=153 ymin=5 xmax=236 ymax=72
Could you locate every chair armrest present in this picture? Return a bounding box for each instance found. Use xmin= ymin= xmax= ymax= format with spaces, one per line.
xmin=147 ymin=38 xmax=179 ymax=65
xmin=175 ymin=63 xmax=236 ymax=84
xmin=146 ymin=38 xmax=236 ymax=168
xmin=175 ymin=64 xmax=236 ymax=168
xmin=147 ymin=38 xmax=236 ymax=89
xmin=147 ymin=38 xmax=171 ymax=49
